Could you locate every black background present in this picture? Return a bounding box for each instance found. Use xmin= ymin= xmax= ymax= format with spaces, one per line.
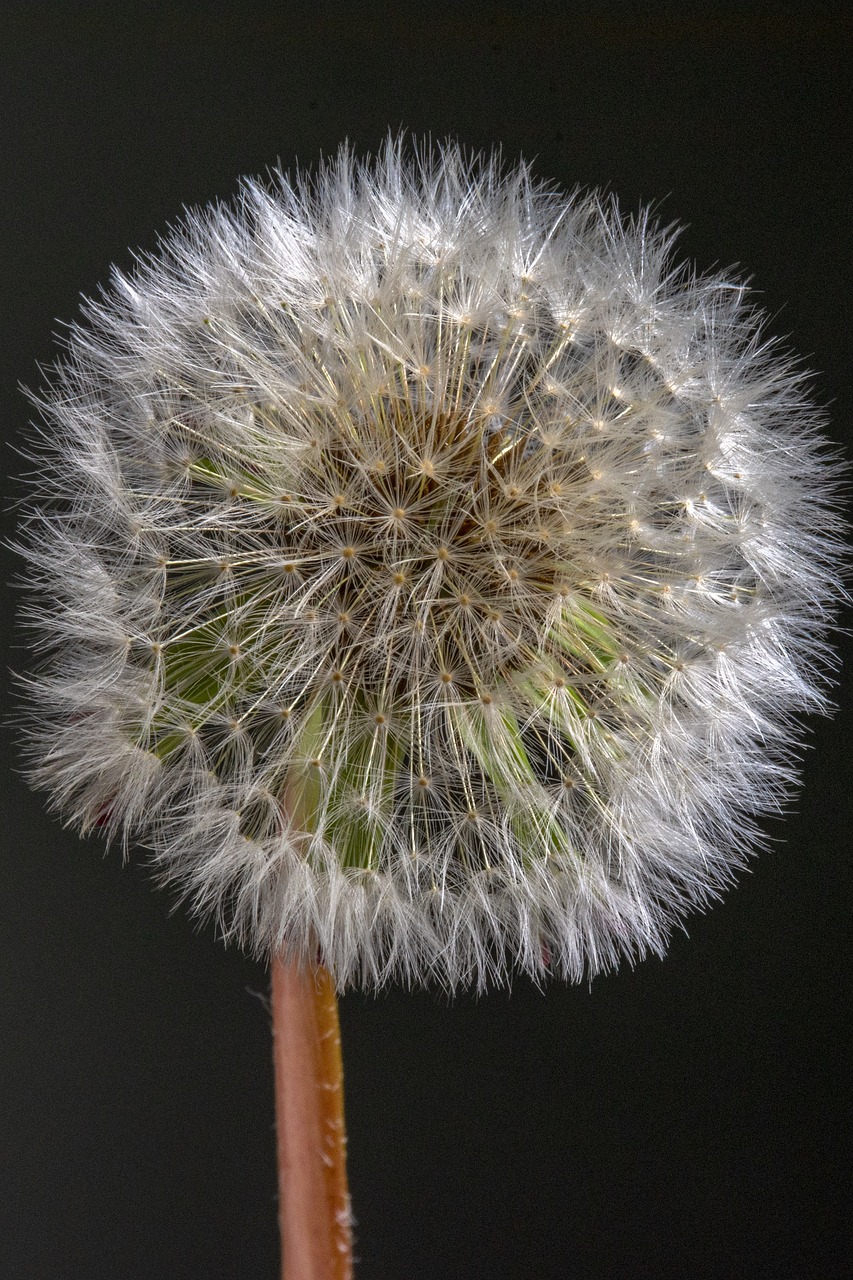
xmin=1 ymin=4 xmax=851 ymax=1277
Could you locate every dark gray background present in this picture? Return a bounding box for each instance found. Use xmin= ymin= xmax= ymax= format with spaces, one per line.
xmin=2 ymin=4 xmax=850 ymax=1277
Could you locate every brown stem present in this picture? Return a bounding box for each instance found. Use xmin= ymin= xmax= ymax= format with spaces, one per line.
xmin=271 ymin=954 xmax=353 ymax=1280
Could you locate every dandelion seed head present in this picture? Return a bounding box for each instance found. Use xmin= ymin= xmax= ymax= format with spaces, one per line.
xmin=15 ymin=137 xmax=847 ymax=989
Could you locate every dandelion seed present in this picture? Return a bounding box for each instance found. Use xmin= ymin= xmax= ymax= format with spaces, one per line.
xmin=14 ymin=136 xmax=846 ymax=993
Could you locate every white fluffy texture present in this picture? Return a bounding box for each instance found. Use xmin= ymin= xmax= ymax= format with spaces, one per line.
xmin=17 ymin=139 xmax=846 ymax=989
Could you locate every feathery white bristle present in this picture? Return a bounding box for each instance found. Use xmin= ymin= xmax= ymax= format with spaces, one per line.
xmin=15 ymin=136 xmax=847 ymax=988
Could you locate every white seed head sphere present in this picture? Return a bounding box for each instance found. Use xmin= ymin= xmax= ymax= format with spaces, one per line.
xmin=18 ymin=139 xmax=846 ymax=989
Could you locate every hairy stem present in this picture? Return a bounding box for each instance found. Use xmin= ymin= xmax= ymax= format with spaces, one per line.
xmin=271 ymin=955 xmax=353 ymax=1280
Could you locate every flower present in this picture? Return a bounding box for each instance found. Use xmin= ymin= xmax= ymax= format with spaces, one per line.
xmin=16 ymin=137 xmax=846 ymax=989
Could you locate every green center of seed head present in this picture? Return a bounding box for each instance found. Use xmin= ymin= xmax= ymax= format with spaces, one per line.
xmin=143 ymin=409 xmax=633 ymax=873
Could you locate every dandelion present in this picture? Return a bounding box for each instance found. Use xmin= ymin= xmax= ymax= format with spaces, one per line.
xmin=14 ymin=137 xmax=846 ymax=1275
